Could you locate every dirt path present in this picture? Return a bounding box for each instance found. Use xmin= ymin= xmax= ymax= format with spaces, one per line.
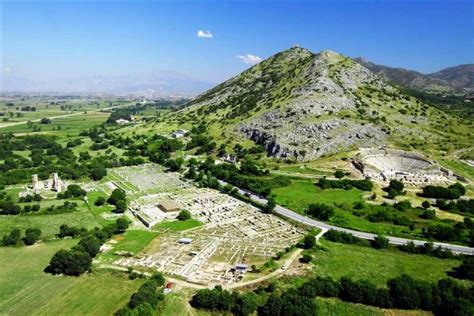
xmin=224 ymin=248 xmax=303 ymax=290
xmin=98 ymin=248 xmax=304 ymax=291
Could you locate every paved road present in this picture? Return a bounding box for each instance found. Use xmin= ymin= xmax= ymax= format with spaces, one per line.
xmin=222 ymin=181 xmax=474 ymax=255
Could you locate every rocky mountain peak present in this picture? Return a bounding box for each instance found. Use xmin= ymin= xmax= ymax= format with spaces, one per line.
xmin=179 ymin=47 xmax=448 ymax=161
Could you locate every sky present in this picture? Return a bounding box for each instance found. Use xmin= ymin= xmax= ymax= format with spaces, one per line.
xmin=1 ymin=0 xmax=473 ymax=92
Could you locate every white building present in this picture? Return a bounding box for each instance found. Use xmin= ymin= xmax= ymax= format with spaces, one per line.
xmin=116 ymin=118 xmax=130 ymax=125
xmin=172 ymin=129 xmax=187 ymax=138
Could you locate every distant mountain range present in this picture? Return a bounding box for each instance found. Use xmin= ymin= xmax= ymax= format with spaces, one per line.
xmin=0 ymin=72 xmax=214 ymax=97
xmin=353 ymin=58 xmax=474 ymax=94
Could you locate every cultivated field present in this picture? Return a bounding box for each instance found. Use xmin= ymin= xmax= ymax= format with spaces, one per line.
xmin=0 ymin=239 xmax=142 ymax=315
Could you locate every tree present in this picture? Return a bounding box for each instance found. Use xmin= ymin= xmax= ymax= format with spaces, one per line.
xmin=371 ymin=235 xmax=389 ymax=249
xmin=75 ymin=235 xmax=101 ymax=257
xmin=40 ymin=117 xmax=52 ymax=124
xmin=394 ymin=200 xmax=411 ymax=212
xmin=334 ymin=170 xmax=345 ymax=179
xmin=420 ymin=209 xmax=435 ymax=219
xmin=388 ymin=274 xmax=423 ymax=309
xmin=108 ymin=188 xmax=126 ymax=206
xmin=89 ymin=166 xmax=107 ymax=181
xmin=232 ymin=292 xmax=258 ymax=316
xmin=23 ymin=228 xmax=41 ymax=245
xmin=94 ymin=196 xmax=106 ymax=206
xmin=263 ymin=197 xmax=276 ymax=214
xmin=177 ymin=209 xmax=191 ymax=221
xmin=303 ymin=234 xmax=316 ymax=249
xmin=388 ymin=180 xmax=404 ymax=193
xmin=113 ymin=199 xmax=128 ymax=213
xmin=150 ymin=272 xmax=165 ymax=286
xmin=306 ymin=203 xmax=334 ymax=221
xmin=454 ymin=257 xmax=474 ymax=281
xmin=62 ymin=184 xmax=86 ymax=198
xmin=2 ymin=228 xmax=21 ymax=246
xmin=57 ymin=224 xmax=82 ymax=238
xmin=115 ymin=218 xmax=130 ymax=233
xmin=165 ymin=158 xmax=183 ymax=172
xmin=45 ymin=249 xmax=92 ymax=276
xmin=422 ymin=200 xmax=431 ymax=210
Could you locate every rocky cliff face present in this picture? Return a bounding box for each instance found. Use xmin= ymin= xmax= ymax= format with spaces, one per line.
xmin=178 ymin=47 xmax=458 ymax=161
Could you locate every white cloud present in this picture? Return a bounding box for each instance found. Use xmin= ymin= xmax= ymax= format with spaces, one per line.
xmin=236 ymin=54 xmax=262 ymax=65
xmin=197 ymin=30 xmax=213 ymax=38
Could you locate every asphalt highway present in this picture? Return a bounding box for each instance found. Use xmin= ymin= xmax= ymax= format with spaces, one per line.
xmin=222 ymin=182 xmax=474 ymax=255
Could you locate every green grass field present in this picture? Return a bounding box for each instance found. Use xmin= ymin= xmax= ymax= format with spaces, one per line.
xmin=86 ymin=191 xmax=117 ymax=225
xmin=312 ymin=240 xmax=462 ymax=287
xmin=0 ymin=206 xmax=101 ymax=239
xmin=0 ymin=239 xmax=142 ymax=315
xmin=272 ymin=179 xmax=364 ymax=212
xmin=271 ymin=178 xmax=458 ymax=238
xmin=98 ymin=229 xmax=158 ymax=263
xmin=154 ymin=219 xmax=203 ymax=232
xmin=0 ymin=112 xmax=109 ymax=135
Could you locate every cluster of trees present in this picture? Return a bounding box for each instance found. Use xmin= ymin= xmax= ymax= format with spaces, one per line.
xmin=0 ymin=200 xmax=22 ymax=215
xmin=0 ymin=195 xmax=42 ymax=214
xmin=107 ymin=189 xmax=128 ymax=213
xmin=453 ymin=256 xmax=474 ymax=281
xmin=422 ymin=224 xmax=468 ymax=244
xmin=1 ymin=228 xmax=42 ymax=246
xmin=20 ymin=106 xmax=36 ymax=112
xmin=19 ymin=193 xmax=42 ymax=202
xmin=22 ymin=204 xmax=41 ymax=213
xmin=45 ymin=218 xmax=129 ymax=276
xmin=195 ymin=158 xmax=289 ymax=197
xmin=367 ymin=209 xmax=412 ymax=227
xmin=44 ymin=201 xmax=78 ymax=214
xmin=57 ymin=184 xmax=86 ymax=199
xmin=421 ymin=183 xmax=466 ymax=200
xmin=316 ymin=178 xmax=373 ymax=191
xmin=385 ymin=179 xmax=405 ymax=199
xmin=186 ymin=134 xmax=216 ymax=155
xmin=0 ymin=134 xmax=112 ymax=185
xmin=258 ymin=288 xmax=317 ymax=315
xmin=293 ymin=274 xmax=474 ymax=315
xmin=305 ymin=203 xmax=334 ymax=221
xmin=115 ymin=273 xmax=166 ymax=315
xmin=106 ymin=109 xmax=132 ymax=123
xmin=66 ymin=138 xmax=83 ymax=148
xmin=190 ymin=286 xmax=258 ymax=316
xmin=325 ymin=230 xmax=456 ymax=259
xmin=437 ymin=198 xmax=474 ymax=215
xmin=230 ymin=143 xmax=265 ymax=159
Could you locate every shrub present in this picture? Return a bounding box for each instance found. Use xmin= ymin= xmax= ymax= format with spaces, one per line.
xmin=334 ymin=170 xmax=345 ymax=179
xmin=177 ymin=209 xmax=191 ymax=221
xmin=108 ymin=188 xmax=126 ymax=206
xmin=306 ymin=203 xmax=334 ymax=221
xmin=300 ymin=253 xmax=313 ymax=263
xmin=302 ymin=234 xmax=316 ymax=249
xmin=113 ymin=199 xmax=128 ymax=213
xmin=94 ymin=196 xmax=106 ymax=206
xmin=23 ymin=228 xmax=41 ymax=245
xmin=371 ymin=235 xmax=389 ymax=249
xmin=2 ymin=228 xmax=21 ymax=246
